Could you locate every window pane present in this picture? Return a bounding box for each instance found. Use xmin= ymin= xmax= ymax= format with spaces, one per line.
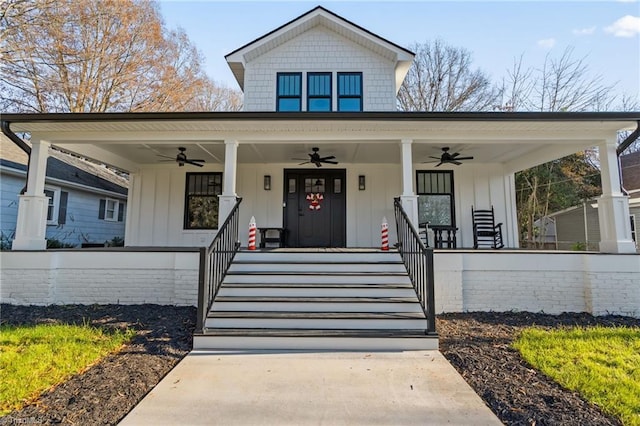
xmin=278 ymin=98 xmax=301 ymax=112
xmin=418 ymin=195 xmax=452 ymax=226
xmin=308 ymin=74 xmax=330 ymax=96
xmin=187 ymin=196 xmax=219 ymax=229
xmin=288 ymin=178 xmax=296 ymax=194
xmin=338 ymin=98 xmax=361 ymax=111
xmin=308 ymin=98 xmax=330 ymax=111
xmin=334 ymin=178 xmax=342 ymax=194
xmin=338 ymin=73 xmax=361 ymax=95
xmin=278 ymin=74 xmax=301 ymax=96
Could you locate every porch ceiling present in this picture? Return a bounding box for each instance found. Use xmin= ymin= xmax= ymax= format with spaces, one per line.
xmin=6 ymin=113 xmax=637 ymax=173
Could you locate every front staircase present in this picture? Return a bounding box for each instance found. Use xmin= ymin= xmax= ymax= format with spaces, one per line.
xmin=193 ymin=250 xmax=438 ymax=351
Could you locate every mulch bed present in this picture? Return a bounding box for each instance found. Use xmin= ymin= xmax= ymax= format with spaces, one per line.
xmin=1 ymin=305 xmax=638 ymax=425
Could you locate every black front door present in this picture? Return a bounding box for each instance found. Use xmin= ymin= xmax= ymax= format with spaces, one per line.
xmin=284 ymin=169 xmax=346 ymax=248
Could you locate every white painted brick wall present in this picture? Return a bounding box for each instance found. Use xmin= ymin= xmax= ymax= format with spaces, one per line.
xmin=244 ymin=26 xmax=396 ymax=111
xmin=2 ymin=251 xmax=637 ymax=318
xmin=434 ymin=252 xmax=640 ymax=318
xmin=0 ymin=251 xmax=199 ymax=306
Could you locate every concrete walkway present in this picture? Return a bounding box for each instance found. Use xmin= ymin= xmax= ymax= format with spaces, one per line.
xmin=119 ymin=350 xmax=502 ymax=426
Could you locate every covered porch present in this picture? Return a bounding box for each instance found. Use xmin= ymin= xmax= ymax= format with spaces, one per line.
xmin=3 ymin=111 xmax=637 ymax=254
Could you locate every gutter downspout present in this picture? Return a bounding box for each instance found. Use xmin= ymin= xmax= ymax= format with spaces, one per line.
xmin=1 ymin=119 xmax=32 ymax=193
xmin=615 ymin=120 xmax=639 ymax=197
xmin=617 ymin=120 xmax=640 ymax=156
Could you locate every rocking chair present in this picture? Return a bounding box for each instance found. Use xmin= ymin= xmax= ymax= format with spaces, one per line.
xmin=472 ymin=206 xmax=504 ymax=249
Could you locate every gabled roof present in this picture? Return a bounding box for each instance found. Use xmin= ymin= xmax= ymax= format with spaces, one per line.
xmin=225 ymin=6 xmax=415 ymax=91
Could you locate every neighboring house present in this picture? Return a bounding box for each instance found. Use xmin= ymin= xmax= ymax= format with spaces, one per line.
xmin=545 ymin=151 xmax=640 ymax=251
xmin=1 ymin=135 xmax=128 ymax=248
xmin=1 ymin=7 xmax=638 ymax=329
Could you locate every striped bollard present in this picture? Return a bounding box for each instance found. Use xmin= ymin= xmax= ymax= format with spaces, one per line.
xmin=381 ymin=217 xmax=389 ymax=251
xmin=248 ymin=216 xmax=257 ymax=250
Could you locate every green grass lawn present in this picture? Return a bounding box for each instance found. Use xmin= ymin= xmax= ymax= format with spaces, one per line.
xmin=513 ymin=326 xmax=640 ymax=426
xmin=0 ymin=323 xmax=134 ymax=415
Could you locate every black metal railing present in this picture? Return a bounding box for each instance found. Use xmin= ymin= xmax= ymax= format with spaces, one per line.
xmin=393 ymin=197 xmax=436 ymax=335
xmin=195 ymin=198 xmax=242 ymax=333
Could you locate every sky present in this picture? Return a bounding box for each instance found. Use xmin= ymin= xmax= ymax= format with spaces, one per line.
xmin=158 ymin=1 xmax=640 ymax=104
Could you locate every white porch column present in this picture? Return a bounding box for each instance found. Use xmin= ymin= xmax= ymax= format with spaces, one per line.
xmin=218 ymin=139 xmax=239 ymax=224
xmin=12 ymin=138 xmax=50 ymax=250
xmin=399 ymin=139 xmax=419 ymax=226
xmin=598 ymin=139 xmax=635 ymax=253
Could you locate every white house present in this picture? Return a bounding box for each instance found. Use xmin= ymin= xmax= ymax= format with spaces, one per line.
xmin=1 ymin=7 xmax=638 ymax=349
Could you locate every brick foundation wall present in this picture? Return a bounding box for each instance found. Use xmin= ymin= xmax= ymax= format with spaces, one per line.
xmin=0 ymin=250 xmax=199 ymax=306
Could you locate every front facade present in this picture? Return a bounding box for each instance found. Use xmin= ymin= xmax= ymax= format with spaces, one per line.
xmin=1 ymin=6 xmax=638 ymax=324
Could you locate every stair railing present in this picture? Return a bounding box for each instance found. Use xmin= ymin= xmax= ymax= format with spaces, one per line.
xmin=393 ymin=198 xmax=436 ymax=335
xmin=196 ymin=197 xmax=242 ymax=333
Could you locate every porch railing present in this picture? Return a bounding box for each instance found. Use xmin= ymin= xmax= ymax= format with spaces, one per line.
xmin=196 ymin=198 xmax=242 ymax=333
xmin=393 ymin=198 xmax=436 ymax=335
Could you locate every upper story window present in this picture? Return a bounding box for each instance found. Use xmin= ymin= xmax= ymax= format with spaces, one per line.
xmin=307 ymin=73 xmax=331 ymax=112
xmin=277 ymin=72 xmax=302 ymax=111
xmin=337 ymin=72 xmax=362 ymax=111
xmin=184 ymin=172 xmax=222 ymax=229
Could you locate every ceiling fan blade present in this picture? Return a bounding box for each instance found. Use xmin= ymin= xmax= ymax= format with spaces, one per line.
xmin=450 ymin=152 xmax=461 ymax=158
xmin=184 ymin=159 xmax=204 ymax=167
xmin=451 ymin=160 xmax=462 ymax=165
xmin=319 ymin=155 xmax=335 ymax=161
xmin=455 ymin=156 xmax=474 ymax=161
xmin=157 ymin=154 xmax=175 ymax=159
xmin=314 ymin=162 xmax=322 ymax=167
xmin=298 ymin=161 xmax=310 ymax=165
xmin=435 ymin=162 xmax=443 ymax=167
xmin=187 ymin=159 xmax=205 ymax=163
xmin=322 ymin=160 xmax=339 ymax=164
xmin=429 ymin=156 xmax=441 ymax=160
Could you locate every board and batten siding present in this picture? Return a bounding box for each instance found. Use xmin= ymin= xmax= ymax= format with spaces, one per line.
xmin=243 ymin=26 xmax=397 ymax=111
xmin=0 ymin=172 xmax=126 ymax=247
xmin=125 ymin=162 xmax=516 ymax=249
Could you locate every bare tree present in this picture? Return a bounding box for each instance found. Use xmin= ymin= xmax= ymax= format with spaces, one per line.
xmin=0 ymin=0 xmax=237 ymax=113
xmin=193 ymin=79 xmax=243 ymax=112
xmin=499 ymin=47 xmax=616 ymax=112
xmin=397 ymin=40 xmax=500 ymax=111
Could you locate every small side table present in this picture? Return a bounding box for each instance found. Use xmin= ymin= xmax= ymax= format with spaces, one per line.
xmin=428 ymin=225 xmax=458 ymax=249
xmin=258 ymin=227 xmax=285 ymax=248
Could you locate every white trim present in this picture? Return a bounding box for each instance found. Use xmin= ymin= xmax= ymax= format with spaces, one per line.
xmin=103 ymin=198 xmax=120 ymax=222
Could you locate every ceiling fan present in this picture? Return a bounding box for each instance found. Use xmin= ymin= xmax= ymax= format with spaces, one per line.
xmin=293 ymin=147 xmax=338 ymax=167
xmin=158 ymin=147 xmax=205 ymax=167
xmin=424 ymin=147 xmax=474 ymax=167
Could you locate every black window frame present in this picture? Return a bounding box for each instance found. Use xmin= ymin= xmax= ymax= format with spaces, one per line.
xmin=416 ymin=170 xmax=455 ymax=227
xmin=276 ymin=72 xmax=302 ymax=112
xmin=307 ymin=72 xmax=332 ymax=112
xmin=337 ymin=72 xmax=363 ymax=112
xmin=184 ymin=172 xmax=223 ymax=230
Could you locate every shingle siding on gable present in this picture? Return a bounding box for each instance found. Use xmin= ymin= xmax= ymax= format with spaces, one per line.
xmin=243 ymin=26 xmax=396 ymax=111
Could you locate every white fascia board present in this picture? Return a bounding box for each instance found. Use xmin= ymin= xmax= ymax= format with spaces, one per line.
xmin=0 ymin=164 xmax=127 ymax=199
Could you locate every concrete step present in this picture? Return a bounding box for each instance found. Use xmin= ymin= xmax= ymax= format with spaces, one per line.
xmin=205 ymin=311 xmax=429 ymax=329
xmin=211 ymin=297 xmax=423 ymax=313
xmin=192 ymin=333 xmax=438 ymax=351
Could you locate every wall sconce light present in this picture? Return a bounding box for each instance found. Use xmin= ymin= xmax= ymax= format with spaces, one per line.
xmin=264 ymin=175 xmax=271 ymax=191
xmin=358 ymin=175 xmax=366 ymax=190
